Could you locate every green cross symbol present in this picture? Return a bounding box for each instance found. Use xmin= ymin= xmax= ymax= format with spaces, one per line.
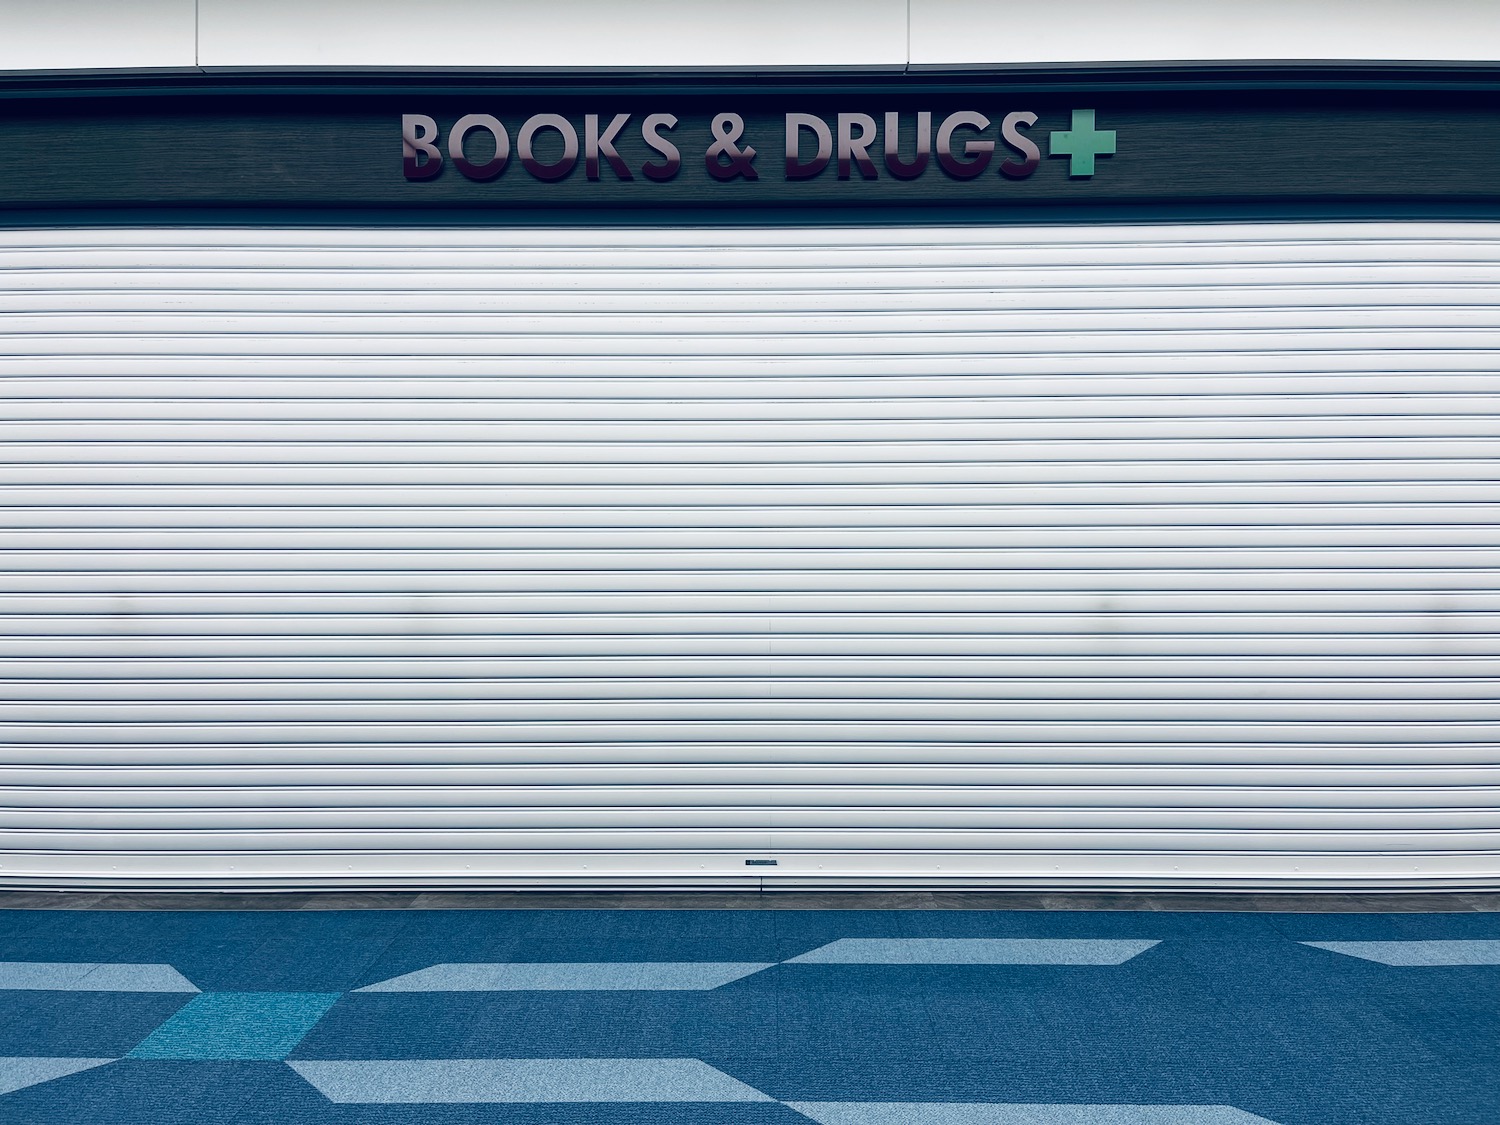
xmin=1050 ymin=109 xmax=1117 ymax=177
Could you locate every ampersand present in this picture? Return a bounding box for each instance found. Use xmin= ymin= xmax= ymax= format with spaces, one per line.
xmin=704 ymin=112 xmax=759 ymax=181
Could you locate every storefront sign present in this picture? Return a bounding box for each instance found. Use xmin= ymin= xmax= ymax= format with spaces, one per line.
xmin=400 ymin=108 xmax=1118 ymax=185
xmin=1 ymin=80 xmax=1498 ymax=211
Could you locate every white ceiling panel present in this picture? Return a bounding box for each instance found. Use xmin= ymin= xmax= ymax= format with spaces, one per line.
xmin=0 ymin=0 xmax=195 ymax=72
xmin=197 ymin=0 xmax=907 ymax=70
xmin=911 ymin=0 xmax=1500 ymax=68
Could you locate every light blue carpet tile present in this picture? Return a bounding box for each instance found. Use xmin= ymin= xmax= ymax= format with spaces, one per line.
xmin=357 ymin=961 xmax=775 ymax=991
xmin=128 ymin=992 xmax=339 ymax=1060
xmin=785 ymin=938 xmax=1161 ymax=965
xmin=0 ymin=962 xmax=198 ymax=992
xmin=0 ymin=1057 xmax=116 ymax=1097
xmin=785 ymin=1105 xmax=1283 ymax=1124
xmin=1302 ymin=939 xmax=1500 ymax=965
xmin=288 ymin=1057 xmax=777 ymax=1103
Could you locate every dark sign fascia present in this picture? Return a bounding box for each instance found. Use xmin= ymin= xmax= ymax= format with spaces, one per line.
xmin=2 ymin=82 xmax=1498 ymax=210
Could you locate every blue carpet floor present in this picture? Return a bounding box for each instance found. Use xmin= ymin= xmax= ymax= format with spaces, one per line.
xmin=0 ymin=906 xmax=1494 ymax=1124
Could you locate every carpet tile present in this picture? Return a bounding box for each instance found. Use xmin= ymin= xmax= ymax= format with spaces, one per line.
xmin=0 ymin=908 xmax=1492 ymax=1125
xmin=357 ymin=961 xmax=776 ymax=991
xmin=0 ymin=1058 xmax=114 ymax=1097
xmin=783 ymin=1105 xmax=1284 ymax=1124
xmin=128 ymin=992 xmax=340 ymax=1060
xmin=0 ymin=992 xmax=191 ymax=1057
xmin=289 ymin=1058 xmax=777 ymax=1103
xmin=784 ymin=938 xmax=1161 ymax=964
xmin=1300 ymin=939 xmax=1500 ymax=965
xmin=0 ymin=961 xmax=198 ymax=992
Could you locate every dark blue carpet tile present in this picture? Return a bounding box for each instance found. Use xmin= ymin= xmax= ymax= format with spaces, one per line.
xmin=193 ymin=913 xmax=412 ymax=993
xmin=0 ymin=991 xmax=192 ymax=1056
xmin=294 ymin=989 xmax=784 ymax=1060
xmin=1270 ymin=909 xmax=1500 ymax=941
xmin=0 ymin=911 xmax=284 ymax=983
xmin=1383 ymin=910 xmax=1500 ymax=939
xmin=889 ymin=908 xmax=1286 ymax=941
xmin=374 ymin=908 xmax=784 ymax=970
xmin=0 ymin=912 xmax=77 ymax=949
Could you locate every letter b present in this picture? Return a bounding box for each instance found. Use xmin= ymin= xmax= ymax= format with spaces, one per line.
xmin=403 ymin=114 xmax=443 ymax=181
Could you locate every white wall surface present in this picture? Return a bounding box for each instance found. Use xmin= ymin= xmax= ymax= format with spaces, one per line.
xmin=909 ymin=0 xmax=1500 ymax=68
xmin=198 ymin=0 xmax=907 ymax=70
xmin=2 ymin=0 xmax=1497 ymax=73
xmin=0 ymin=0 xmax=196 ymax=72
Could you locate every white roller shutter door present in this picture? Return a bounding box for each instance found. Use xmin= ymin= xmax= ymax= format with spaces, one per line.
xmin=0 ymin=221 xmax=1497 ymax=889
